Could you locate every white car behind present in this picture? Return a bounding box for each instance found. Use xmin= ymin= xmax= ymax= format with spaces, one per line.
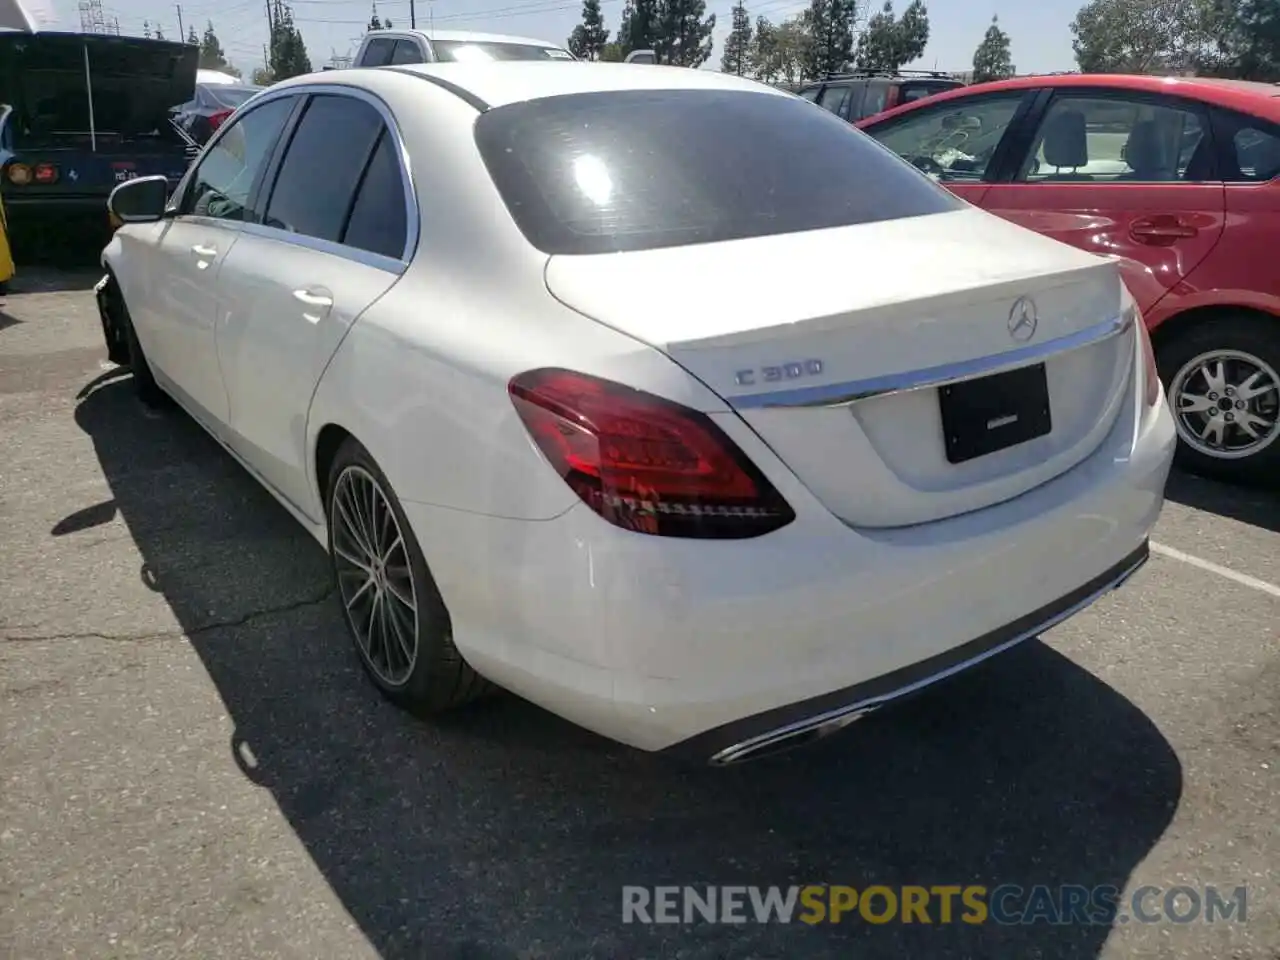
xmin=98 ymin=63 xmax=1177 ymax=765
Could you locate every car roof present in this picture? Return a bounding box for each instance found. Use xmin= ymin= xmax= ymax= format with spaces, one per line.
xmin=859 ymin=73 xmax=1280 ymax=126
xmin=368 ymin=28 xmax=566 ymax=48
xmin=291 ymin=61 xmax=790 ymax=110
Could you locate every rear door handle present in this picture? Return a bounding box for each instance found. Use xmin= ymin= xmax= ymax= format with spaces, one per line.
xmin=293 ymin=287 xmax=334 ymax=308
xmin=293 ymin=286 xmax=334 ymax=323
xmin=1130 ymin=217 xmax=1198 ymax=243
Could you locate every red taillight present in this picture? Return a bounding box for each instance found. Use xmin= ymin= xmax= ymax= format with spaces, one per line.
xmin=209 ymin=108 xmax=233 ymax=131
xmin=508 ymin=369 xmax=795 ymax=539
xmin=34 ymin=162 xmax=57 ymax=184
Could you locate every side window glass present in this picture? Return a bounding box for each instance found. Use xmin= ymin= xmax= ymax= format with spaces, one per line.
xmin=262 ymin=94 xmax=384 ymax=244
xmin=797 ymin=87 xmax=820 ymax=103
xmin=816 ymin=84 xmax=849 ymax=116
xmin=1021 ymin=96 xmax=1206 ymax=183
xmin=361 ymin=38 xmax=395 ymax=66
xmin=181 ymin=96 xmax=294 ymax=222
xmin=342 ymin=130 xmax=409 ymax=259
xmin=1226 ymin=121 xmax=1280 ymax=182
xmin=868 ymin=93 xmax=1023 ymax=182
xmin=389 ymin=40 xmax=425 ymax=64
xmin=860 ymin=83 xmax=888 ymax=118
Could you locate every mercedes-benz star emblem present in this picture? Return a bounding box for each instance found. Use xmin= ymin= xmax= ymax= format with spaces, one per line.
xmin=1008 ymin=296 xmax=1038 ymax=342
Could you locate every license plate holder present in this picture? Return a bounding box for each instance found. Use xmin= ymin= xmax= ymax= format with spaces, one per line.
xmin=939 ymin=363 xmax=1053 ymax=465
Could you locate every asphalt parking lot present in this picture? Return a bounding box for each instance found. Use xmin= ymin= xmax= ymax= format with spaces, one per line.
xmin=1 ymin=269 xmax=1277 ymax=960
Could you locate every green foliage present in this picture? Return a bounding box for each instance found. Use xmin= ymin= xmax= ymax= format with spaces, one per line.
xmin=187 ymin=25 xmax=198 ymax=45
xmin=199 ymin=21 xmax=231 ymax=71
xmin=801 ymin=0 xmax=855 ymax=77
xmin=721 ymin=0 xmax=753 ymax=74
xmin=568 ymin=0 xmax=611 ymax=60
xmin=751 ymin=15 xmax=809 ymax=84
xmin=972 ymin=14 xmax=1014 ymax=81
xmin=618 ymin=0 xmax=660 ymax=53
xmin=268 ymin=0 xmax=312 ymax=80
xmin=1070 ymin=0 xmax=1216 ymax=73
xmin=1209 ymin=0 xmax=1280 ymax=80
xmin=654 ymin=0 xmax=716 ymax=66
xmin=599 ymin=40 xmax=625 ymax=60
xmin=854 ymin=0 xmax=930 ymax=71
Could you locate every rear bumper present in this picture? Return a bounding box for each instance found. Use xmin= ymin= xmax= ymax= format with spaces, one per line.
xmin=399 ymin=383 xmax=1176 ymax=758
xmin=669 ymin=541 xmax=1149 ymax=764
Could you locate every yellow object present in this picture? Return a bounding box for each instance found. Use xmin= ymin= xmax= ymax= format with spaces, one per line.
xmin=0 ymin=192 xmax=14 ymax=290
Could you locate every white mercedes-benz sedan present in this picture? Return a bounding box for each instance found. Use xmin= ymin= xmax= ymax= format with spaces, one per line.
xmin=97 ymin=62 xmax=1176 ymax=765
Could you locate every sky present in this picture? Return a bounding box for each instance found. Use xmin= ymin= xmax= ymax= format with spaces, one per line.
xmin=37 ymin=0 xmax=1083 ymax=79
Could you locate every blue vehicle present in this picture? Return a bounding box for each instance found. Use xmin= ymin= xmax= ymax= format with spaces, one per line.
xmin=0 ymin=31 xmax=197 ymax=248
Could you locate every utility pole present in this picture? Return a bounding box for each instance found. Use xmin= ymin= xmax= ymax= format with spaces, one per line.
xmin=410 ymin=0 xmax=416 ymax=27
xmin=175 ymin=3 xmax=184 ymax=40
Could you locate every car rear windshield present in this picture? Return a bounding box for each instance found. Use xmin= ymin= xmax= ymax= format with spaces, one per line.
xmin=431 ymin=39 xmax=572 ymax=62
xmin=474 ymin=88 xmax=964 ymax=255
xmin=898 ymin=80 xmax=962 ymax=104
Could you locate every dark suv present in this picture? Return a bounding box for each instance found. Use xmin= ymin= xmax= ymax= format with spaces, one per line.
xmin=797 ymin=70 xmax=964 ymax=123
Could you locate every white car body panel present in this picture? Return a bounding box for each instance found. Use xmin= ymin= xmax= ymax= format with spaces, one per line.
xmin=101 ymin=62 xmax=1176 ymax=760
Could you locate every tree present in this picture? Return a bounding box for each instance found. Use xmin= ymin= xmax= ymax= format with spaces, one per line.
xmin=268 ymin=0 xmax=312 ymax=80
xmin=721 ymin=0 xmax=753 ymax=74
xmin=186 ymin=25 xmax=198 ymax=45
xmin=154 ymin=23 xmax=166 ymax=40
xmin=1070 ymin=0 xmax=1217 ymax=73
xmin=618 ymin=0 xmax=660 ymax=54
xmin=1206 ymin=0 xmax=1280 ymax=79
xmin=567 ymin=0 xmax=610 ymax=59
xmin=599 ymin=40 xmax=625 ymax=60
xmin=971 ymin=14 xmax=1014 ymax=81
xmin=750 ymin=14 xmax=808 ymax=83
xmin=251 ymin=65 xmax=273 ymax=85
xmin=654 ymin=0 xmax=716 ymax=65
xmin=854 ymin=0 xmax=929 ymax=71
xmin=801 ymin=0 xmax=856 ymax=77
xmin=199 ymin=21 xmax=231 ymax=71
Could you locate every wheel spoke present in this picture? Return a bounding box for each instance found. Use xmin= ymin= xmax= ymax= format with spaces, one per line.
xmin=384 ymin=596 xmax=416 ymax=667
xmin=1176 ymin=390 xmax=1215 ymax=414
xmin=1236 ymin=369 xmax=1277 ymax=402
xmin=1200 ymin=359 xmax=1227 ymax=395
xmin=343 ymin=573 xmax=376 ymax=611
xmin=1198 ymin=417 xmax=1227 ymax=447
xmin=335 ymin=492 xmax=375 ymax=563
xmin=333 ymin=540 xmax=372 ymax=573
xmin=1237 ymin=410 xmax=1274 ymax=439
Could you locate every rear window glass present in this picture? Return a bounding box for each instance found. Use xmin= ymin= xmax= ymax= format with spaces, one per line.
xmin=474 ymin=88 xmax=963 ymax=255
xmin=208 ymin=86 xmax=258 ymax=108
xmin=431 ymin=40 xmax=572 ymax=62
xmin=898 ymin=81 xmax=960 ymax=105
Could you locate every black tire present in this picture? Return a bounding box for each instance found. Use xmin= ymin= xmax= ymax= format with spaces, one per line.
xmin=326 ymin=436 xmax=492 ymax=713
xmin=1156 ymin=312 xmax=1280 ymax=486
xmin=0 ymin=280 xmax=9 ymax=297
xmin=112 ymin=285 xmax=170 ymax=408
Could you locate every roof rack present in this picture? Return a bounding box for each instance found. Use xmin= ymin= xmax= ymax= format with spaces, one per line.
xmin=821 ymin=68 xmax=958 ymax=81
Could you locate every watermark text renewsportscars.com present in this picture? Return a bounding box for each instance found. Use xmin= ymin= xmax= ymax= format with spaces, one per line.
xmin=622 ymin=884 xmax=1248 ymax=926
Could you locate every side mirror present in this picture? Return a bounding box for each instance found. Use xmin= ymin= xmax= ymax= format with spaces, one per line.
xmin=107 ymin=175 xmax=171 ymax=224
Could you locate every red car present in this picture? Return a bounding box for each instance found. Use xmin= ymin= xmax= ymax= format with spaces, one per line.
xmin=857 ymin=74 xmax=1280 ymax=485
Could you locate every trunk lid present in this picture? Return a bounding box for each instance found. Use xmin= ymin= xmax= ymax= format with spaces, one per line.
xmin=544 ymin=207 xmax=1136 ymax=528
xmin=0 ymin=32 xmax=196 ymax=192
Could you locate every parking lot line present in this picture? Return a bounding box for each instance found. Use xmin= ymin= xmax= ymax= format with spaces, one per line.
xmin=1150 ymin=540 xmax=1280 ymax=599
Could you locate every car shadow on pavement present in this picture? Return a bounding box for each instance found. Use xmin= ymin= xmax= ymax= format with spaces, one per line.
xmin=1164 ymin=469 xmax=1279 ymax=534
xmin=71 ymin=375 xmax=1184 ymax=960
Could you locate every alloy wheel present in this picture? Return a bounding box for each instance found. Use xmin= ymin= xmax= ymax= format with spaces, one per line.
xmin=1168 ymin=349 xmax=1280 ymax=461
xmin=331 ymin=465 xmax=419 ymax=686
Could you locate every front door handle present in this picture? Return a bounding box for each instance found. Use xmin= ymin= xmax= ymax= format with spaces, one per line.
xmin=191 ymin=243 xmax=217 ymax=257
xmin=1130 ymin=216 xmax=1198 ymax=244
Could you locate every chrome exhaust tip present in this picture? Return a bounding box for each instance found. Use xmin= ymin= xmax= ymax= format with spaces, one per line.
xmin=709 ymin=706 xmax=880 ymax=766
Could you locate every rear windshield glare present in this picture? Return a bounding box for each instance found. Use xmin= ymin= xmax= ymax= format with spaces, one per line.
xmin=474 ymin=88 xmax=964 ymax=255
xmin=431 ymin=40 xmax=572 ymax=62
xmin=212 ymin=87 xmax=258 ymax=107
